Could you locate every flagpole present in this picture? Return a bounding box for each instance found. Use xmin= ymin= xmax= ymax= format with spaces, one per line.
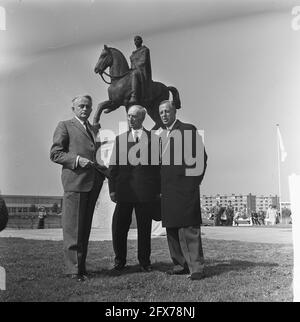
xmin=276 ymin=124 xmax=282 ymax=222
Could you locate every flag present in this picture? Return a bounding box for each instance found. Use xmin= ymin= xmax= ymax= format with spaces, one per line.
xmin=277 ymin=126 xmax=287 ymax=162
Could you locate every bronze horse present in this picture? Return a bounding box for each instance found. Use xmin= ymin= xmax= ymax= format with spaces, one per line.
xmin=93 ymin=45 xmax=181 ymax=129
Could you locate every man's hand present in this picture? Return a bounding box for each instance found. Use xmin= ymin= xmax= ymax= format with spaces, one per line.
xmin=78 ymin=156 xmax=94 ymax=168
xmin=110 ymin=192 xmax=117 ymax=203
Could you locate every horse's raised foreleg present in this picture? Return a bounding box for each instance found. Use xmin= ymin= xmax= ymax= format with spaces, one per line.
xmin=92 ymin=100 xmax=110 ymax=132
xmin=92 ymin=100 xmax=119 ymax=129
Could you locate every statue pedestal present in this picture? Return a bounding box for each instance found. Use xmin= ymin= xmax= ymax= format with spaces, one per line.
xmin=91 ymin=179 xmax=166 ymax=238
xmin=151 ymin=220 xmax=166 ymax=236
xmin=92 ymin=180 xmax=115 ymax=229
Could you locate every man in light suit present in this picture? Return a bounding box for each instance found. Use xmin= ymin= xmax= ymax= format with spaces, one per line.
xmin=109 ymin=105 xmax=160 ymax=272
xmin=158 ymin=100 xmax=208 ymax=280
xmin=50 ymin=94 xmax=108 ymax=281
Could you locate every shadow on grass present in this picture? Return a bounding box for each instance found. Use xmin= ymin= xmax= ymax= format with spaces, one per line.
xmin=86 ymin=259 xmax=279 ymax=279
xmin=152 ymin=259 xmax=278 ymax=278
xmin=202 ymin=259 xmax=279 ymax=278
xmin=86 ymin=263 xmax=164 ymax=278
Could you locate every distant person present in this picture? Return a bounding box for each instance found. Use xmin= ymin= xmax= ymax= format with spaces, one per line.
xmin=250 ymin=210 xmax=255 ymax=225
xmin=242 ymin=205 xmax=248 ymax=219
xmin=238 ymin=205 xmax=249 ymax=224
xmin=234 ymin=207 xmax=243 ymax=226
xmin=282 ymin=206 xmax=291 ymax=217
xmin=225 ymin=201 xmax=234 ymax=226
xmin=265 ymin=205 xmax=277 ymax=225
xmin=0 ymin=193 xmax=8 ymax=232
xmin=276 ymin=208 xmax=281 ymax=224
xmin=258 ymin=210 xmax=265 ymax=225
xmin=254 ymin=211 xmax=260 ymax=225
xmin=37 ymin=206 xmax=47 ymax=229
xmin=50 ymin=94 xmax=109 ymax=282
xmin=158 ymin=100 xmax=207 ymax=280
xmin=282 ymin=206 xmax=292 ymax=225
xmin=219 ymin=207 xmax=227 ymax=226
xmin=251 ymin=210 xmax=260 ymax=225
xmin=205 ymin=207 xmax=210 ymax=217
xmin=211 ymin=201 xmax=221 ymax=226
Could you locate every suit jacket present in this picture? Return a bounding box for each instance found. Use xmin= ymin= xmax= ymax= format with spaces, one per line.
xmin=108 ymin=129 xmax=160 ymax=203
xmin=160 ymin=120 xmax=208 ymax=228
xmin=50 ymin=117 xmax=106 ymax=192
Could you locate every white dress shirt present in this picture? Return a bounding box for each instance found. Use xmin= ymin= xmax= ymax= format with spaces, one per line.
xmin=166 ymin=119 xmax=177 ymax=136
xmin=131 ymin=128 xmax=143 ymax=142
xmin=75 ymin=116 xmax=93 ymax=168
xmin=75 ymin=116 xmax=88 ymax=130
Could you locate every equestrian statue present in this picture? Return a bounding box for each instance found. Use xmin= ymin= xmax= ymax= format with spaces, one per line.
xmin=93 ymin=35 xmax=181 ymax=130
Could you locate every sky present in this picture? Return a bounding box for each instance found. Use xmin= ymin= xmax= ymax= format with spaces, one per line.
xmin=0 ymin=0 xmax=300 ymax=201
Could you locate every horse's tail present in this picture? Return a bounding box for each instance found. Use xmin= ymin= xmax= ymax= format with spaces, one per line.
xmin=167 ymin=86 xmax=181 ymax=109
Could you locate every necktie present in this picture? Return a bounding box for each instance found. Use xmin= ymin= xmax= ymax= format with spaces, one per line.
xmin=133 ymin=131 xmax=140 ymax=159
xmin=134 ymin=131 xmax=139 ymax=143
xmin=159 ymin=137 xmax=162 ymax=165
xmin=84 ymin=121 xmax=94 ymax=142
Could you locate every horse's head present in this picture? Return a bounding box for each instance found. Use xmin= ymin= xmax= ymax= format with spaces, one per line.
xmin=94 ymin=45 xmax=113 ymax=75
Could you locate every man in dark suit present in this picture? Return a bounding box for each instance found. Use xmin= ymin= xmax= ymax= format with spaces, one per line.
xmin=50 ymin=94 xmax=108 ymax=281
xmin=158 ymin=100 xmax=208 ymax=280
xmin=109 ymin=105 xmax=160 ymax=272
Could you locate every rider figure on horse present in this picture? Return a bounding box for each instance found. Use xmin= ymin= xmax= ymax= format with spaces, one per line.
xmin=129 ymin=35 xmax=152 ymax=105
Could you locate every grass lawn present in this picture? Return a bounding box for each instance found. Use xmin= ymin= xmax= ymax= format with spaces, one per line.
xmin=0 ymin=236 xmax=293 ymax=302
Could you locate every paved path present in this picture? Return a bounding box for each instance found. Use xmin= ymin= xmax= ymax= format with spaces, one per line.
xmin=0 ymin=225 xmax=293 ymax=244
xmin=201 ymin=226 xmax=292 ymax=244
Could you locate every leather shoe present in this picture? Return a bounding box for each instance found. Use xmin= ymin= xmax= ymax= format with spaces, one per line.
xmin=77 ymin=274 xmax=88 ymax=282
xmin=68 ymin=274 xmax=79 ymax=280
xmin=81 ymin=268 xmax=87 ymax=274
xmin=166 ymin=267 xmax=190 ymax=275
xmin=113 ymin=263 xmax=126 ymax=271
xmin=67 ymin=274 xmax=88 ymax=282
xmin=187 ymin=272 xmax=205 ymax=280
xmin=140 ymin=265 xmax=152 ymax=272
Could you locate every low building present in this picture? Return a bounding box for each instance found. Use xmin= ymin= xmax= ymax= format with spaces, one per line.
xmin=201 ymin=193 xmax=280 ymax=214
xmin=2 ymin=195 xmax=63 ymax=214
xmin=256 ymin=195 xmax=280 ymax=211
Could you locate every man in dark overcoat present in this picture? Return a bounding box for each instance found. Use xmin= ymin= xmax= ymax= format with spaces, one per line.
xmin=158 ymin=100 xmax=208 ymax=280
